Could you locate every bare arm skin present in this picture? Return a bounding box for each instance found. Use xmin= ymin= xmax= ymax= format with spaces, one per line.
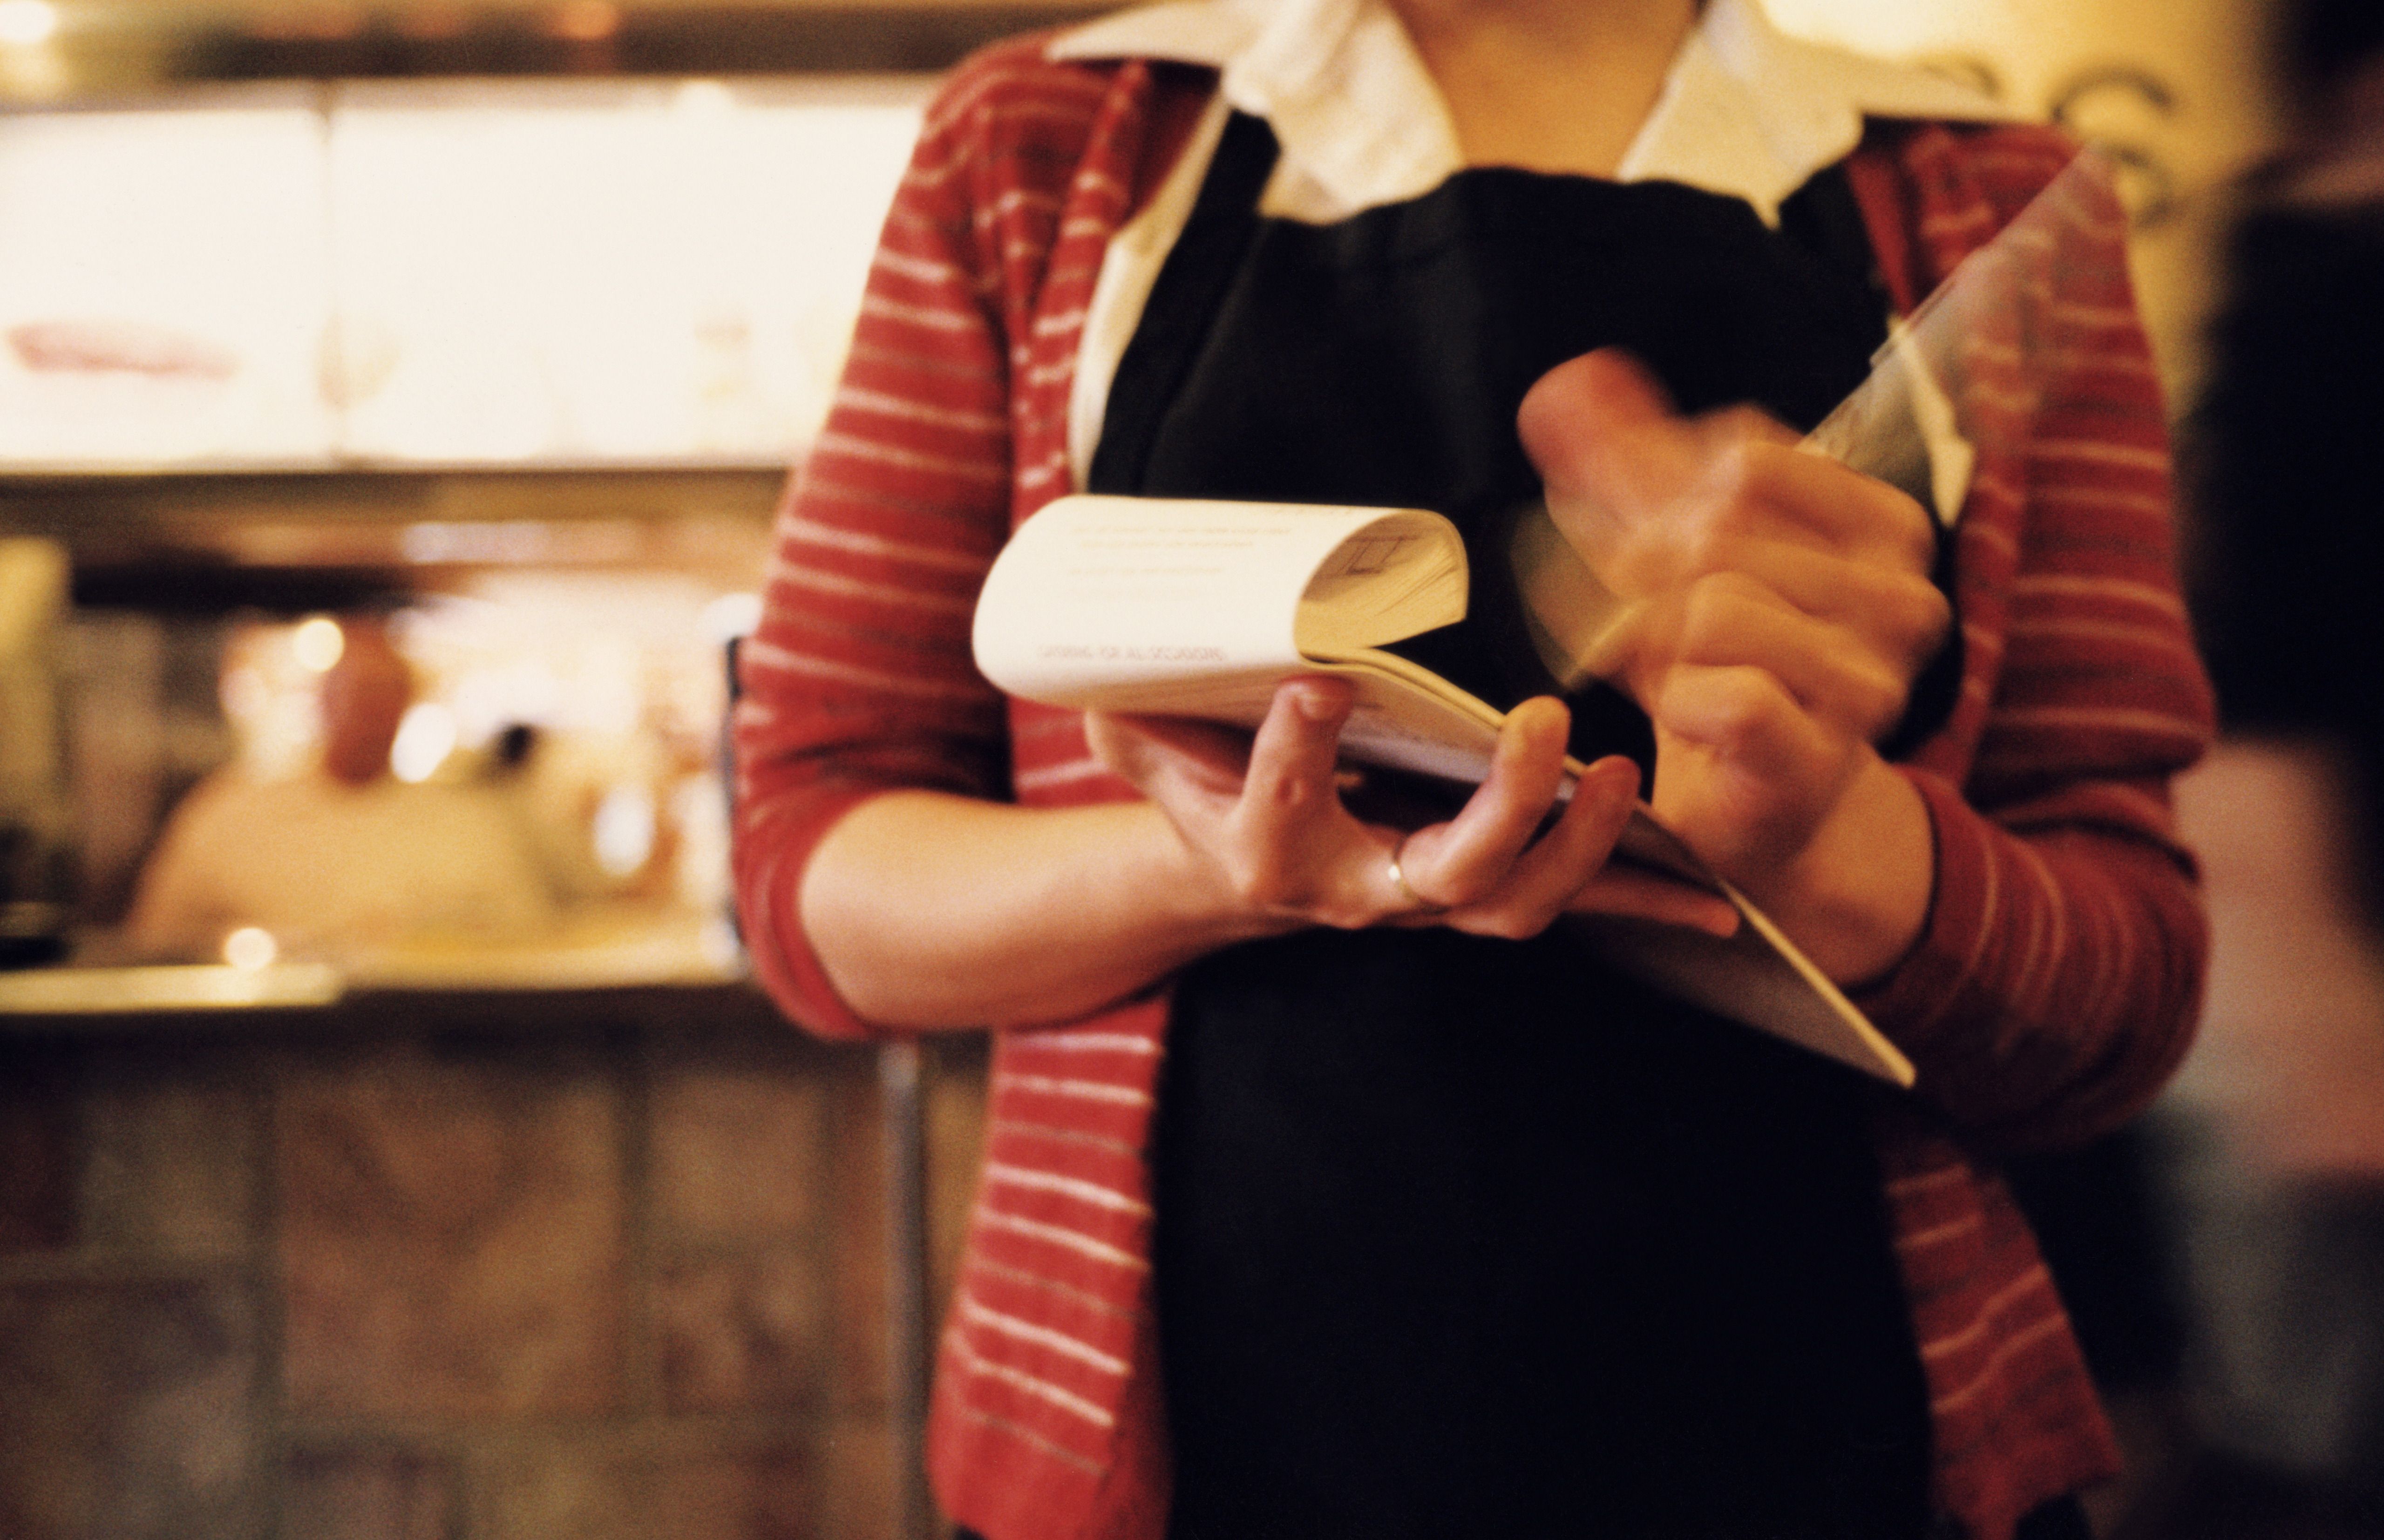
xmin=800 ymin=679 xmax=1738 ymax=1030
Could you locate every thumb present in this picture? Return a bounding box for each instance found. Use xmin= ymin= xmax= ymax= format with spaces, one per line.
xmin=1515 ymin=347 xmax=1682 ymax=505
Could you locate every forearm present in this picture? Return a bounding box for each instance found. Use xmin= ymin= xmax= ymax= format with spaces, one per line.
xmin=798 ymin=789 xmax=1285 ymax=1030
xmin=1854 ymin=773 xmax=2208 ymax=1148
xmin=796 ymin=684 xmax=1667 ymax=1029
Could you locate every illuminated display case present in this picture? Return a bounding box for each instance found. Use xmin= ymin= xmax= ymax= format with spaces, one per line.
xmin=0 ymin=74 xmax=928 ymax=470
xmin=0 ymin=68 xmax=951 ymax=980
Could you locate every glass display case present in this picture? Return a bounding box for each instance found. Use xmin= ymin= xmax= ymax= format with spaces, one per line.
xmin=0 ymin=74 xmax=929 ymax=470
xmin=0 ymin=70 xmax=935 ymax=972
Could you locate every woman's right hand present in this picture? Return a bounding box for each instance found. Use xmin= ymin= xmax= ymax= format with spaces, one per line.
xmin=1087 ymin=676 xmax=1739 ymax=941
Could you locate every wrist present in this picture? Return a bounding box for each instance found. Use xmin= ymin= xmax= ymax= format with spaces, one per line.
xmin=1737 ymin=756 xmax=1936 ymax=986
xmin=1131 ymin=801 xmax=1316 ymax=948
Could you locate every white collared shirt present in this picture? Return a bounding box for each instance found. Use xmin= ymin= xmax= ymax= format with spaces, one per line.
xmin=1048 ymin=0 xmax=2012 ymax=483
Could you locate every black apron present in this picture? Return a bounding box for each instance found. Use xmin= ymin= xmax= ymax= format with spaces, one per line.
xmin=1099 ymin=115 xmax=1933 ymax=1540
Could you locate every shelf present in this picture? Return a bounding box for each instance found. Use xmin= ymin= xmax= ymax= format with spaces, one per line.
xmin=0 ymin=970 xmax=781 ymax=1036
xmin=0 ymin=465 xmax=785 ymax=608
xmin=0 ymin=463 xmax=787 ymax=522
xmin=0 ymin=908 xmax=760 ymax=1033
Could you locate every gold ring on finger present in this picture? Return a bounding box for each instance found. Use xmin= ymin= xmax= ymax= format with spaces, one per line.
xmin=1386 ymin=841 xmax=1445 ymax=913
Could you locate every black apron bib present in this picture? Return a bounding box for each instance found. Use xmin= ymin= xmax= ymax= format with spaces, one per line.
xmin=1099 ymin=115 xmax=1932 ymax=1540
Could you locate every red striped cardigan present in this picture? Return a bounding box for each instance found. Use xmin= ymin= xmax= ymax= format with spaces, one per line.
xmin=731 ymin=38 xmax=2216 ymax=1540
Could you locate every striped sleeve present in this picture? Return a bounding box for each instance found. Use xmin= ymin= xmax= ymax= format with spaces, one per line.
xmin=1854 ymin=128 xmax=2217 ymax=1149
xmin=730 ymin=41 xmax=1109 ymax=1039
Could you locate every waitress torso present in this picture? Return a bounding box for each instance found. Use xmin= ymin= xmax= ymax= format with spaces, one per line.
xmin=1093 ymin=111 xmax=1936 ymax=1540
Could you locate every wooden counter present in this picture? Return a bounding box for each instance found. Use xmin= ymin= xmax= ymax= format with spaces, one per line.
xmin=0 ymin=949 xmax=984 ymax=1540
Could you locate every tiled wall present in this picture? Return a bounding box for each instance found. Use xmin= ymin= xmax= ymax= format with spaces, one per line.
xmin=0 ymin=991 xmax=986 ymax=1540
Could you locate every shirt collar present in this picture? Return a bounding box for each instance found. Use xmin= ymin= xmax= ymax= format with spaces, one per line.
xmin=1048 ymin=0 xmax=2015 ymax=224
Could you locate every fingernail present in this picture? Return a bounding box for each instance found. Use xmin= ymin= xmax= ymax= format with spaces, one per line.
xmin=1589 ymin=754 xmax=1640 ymax=798
xmin=1293 ymin=683 xmax=1342 ymax=723
xmin=1525 ymin=695 xmax=1570 ymax=731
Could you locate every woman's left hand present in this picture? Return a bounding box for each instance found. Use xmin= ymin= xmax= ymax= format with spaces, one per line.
xmin=1517 ymin=347 xmax=1949 ymax=983
xmin=1087 ymin=678 xmax=1742 ymax=943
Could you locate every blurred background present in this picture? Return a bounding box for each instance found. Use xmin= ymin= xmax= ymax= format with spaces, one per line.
xmin=0 ymin=0 xmax=2377 ymax=1537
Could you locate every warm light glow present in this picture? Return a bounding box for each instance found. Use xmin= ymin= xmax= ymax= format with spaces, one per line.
xmin=224 ymin=926 xmax=278 ymax=971
xmin=592 ymin=782 xmax=656 ymax=877
xmin=393 ymin=3 xmax=469 ymax=41
xmin=389 ymin=701 xmax=457 ymax=783
xmin=253 ymin=3 xmax=366 ymax=43
xmin=291 ymin=615 xmax=346 ymax=673
xmin=700 ymin=915 xmax=743 ymax=972
xmin=674 ymin=80 xmax=735 ymax=119
xmin=0 ymin=1 xmax=58 ymax=47
xmin=315 ymin=87 xmax=927 ymax=465
xmin=700 ymin=591 xmax=762 ymax=644
xmin=401 ymin=522 xmax=555 ymax=564
xmin=544 ymin=1 xmax=618 ymax=42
